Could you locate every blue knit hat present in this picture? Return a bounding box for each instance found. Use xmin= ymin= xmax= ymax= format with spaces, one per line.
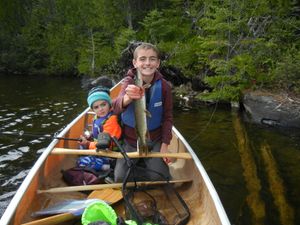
xmin=87 ymin=91 xmax=112 ymax=108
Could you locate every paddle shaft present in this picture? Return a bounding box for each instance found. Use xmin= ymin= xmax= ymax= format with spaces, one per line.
xmin=38 ymin=178 xmax=192 ymax=194
xmin=51 ymin=148 xmax=192 ymax=159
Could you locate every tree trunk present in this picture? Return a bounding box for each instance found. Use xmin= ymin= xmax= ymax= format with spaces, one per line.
xmin=126 ymin=0 xmax=133 ymax=29
xmin=90 ymin=28 xmax=95 ymax=76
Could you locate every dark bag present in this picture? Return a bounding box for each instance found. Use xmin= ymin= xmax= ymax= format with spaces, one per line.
xmin=61 ymin=167 xmax=110 ymax=186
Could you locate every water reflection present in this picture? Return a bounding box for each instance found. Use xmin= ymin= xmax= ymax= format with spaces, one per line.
xmin=232 ymin=113 xmax=265 ymax=225
xmin=174 ymin=106 xmax=300 ymax=225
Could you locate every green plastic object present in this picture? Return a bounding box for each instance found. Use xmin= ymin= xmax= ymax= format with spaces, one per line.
xmin=81 ymin=201 xmax=118 ymax=225
xmin=124 ymin=220 xmax=137 ymax=225
xmin=124 ymin=220 xmax=156 ymax=225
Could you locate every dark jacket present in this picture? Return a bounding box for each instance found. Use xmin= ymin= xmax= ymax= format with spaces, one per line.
xmin=112 ymin=68 xmax=173 ymax=146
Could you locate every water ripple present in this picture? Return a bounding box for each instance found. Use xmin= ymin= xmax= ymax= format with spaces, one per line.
xmin=41 ymin=123 xmax=51 ymax=128
xmin=0 ymin=117 xmax=11 ymax=122
xmin=0 ymin=191 xmax=15 ymax=201
xmin=0 ymin=150 xmax=23 ymax=163
xmin=29 ymin=139 xmax=42 ymax=144
xmin=3 ymin=122 xmax=17 ymax=129
xmin=19 ymin=108 xmax=31 ymax=111
xmin=21 ymin=115 xmax=31 ymax=120
xmin=41 ymin=109 xmax=51 ymax=113
xmin=1 ymin=170 xmax=29 ymax=186
xmin=0 ymin=144 xmax=15 ymax=150
xmin=15 ymin=119 xmax=23 ymax=123
xmin=18 ymin=146 xmax=30 ymax=153
xmin=0 ymin=164 xmax=7 ymax=168
xmin=37 ymin=148 xmax=46 ymax=154
xmin=5 ymin=113 xmax=15 ymax=117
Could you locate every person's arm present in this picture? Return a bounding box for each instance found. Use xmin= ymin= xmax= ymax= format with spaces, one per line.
xmin=160 ymin=80 xmax=173 ymax=163
xmin=113 ymin=77 xmax=144 ymax=113
xmin=161 ymin=80 xmax=173 ymax=145
xmin=78 ymin=135 xmax=91 ymax=149
xmin=112 ymin=77 xmax=133 ymax=114
xmin=86 ymin=115 xmax=123 ymax=150
xmin=88 ymin=141 xmax=97 ymax=149
xmin=102 ymin=115 xmax=122 ymax=140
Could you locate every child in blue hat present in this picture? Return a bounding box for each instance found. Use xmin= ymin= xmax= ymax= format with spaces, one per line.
xmin=79 ymin=86 xmax=122 ymax=149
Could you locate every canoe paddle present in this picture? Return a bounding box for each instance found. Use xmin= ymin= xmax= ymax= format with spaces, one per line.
xmin=21 ymin=188 xmax=122 ymax=225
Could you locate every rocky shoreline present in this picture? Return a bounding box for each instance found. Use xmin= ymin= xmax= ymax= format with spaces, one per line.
xmin=176 ymin=89 xmax=300 ymax=129
xmin=242 ymin=90 xmax=300 ymax=129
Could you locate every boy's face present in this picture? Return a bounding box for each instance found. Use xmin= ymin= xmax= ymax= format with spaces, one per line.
xmin=132 ymin=49 xmax=160 ymax=78
xmin=92 ymin=100 xmax=110 ymax=117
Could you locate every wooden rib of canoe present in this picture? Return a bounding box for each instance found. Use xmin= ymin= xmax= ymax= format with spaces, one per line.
xmin=0 ymin=81 xmax=230 ymax=225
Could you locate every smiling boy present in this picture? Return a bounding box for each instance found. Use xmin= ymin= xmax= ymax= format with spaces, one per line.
xmin=113 ymin=42 xmax=173 ymax=182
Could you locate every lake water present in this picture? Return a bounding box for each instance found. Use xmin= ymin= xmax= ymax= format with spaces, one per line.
xmin=0 ymin=75 xmax=299 ymax=225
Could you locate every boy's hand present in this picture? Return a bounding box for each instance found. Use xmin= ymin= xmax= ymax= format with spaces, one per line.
xmin=160 ymin=143 xmax=171 ymax=164
xmin=78 ymin=135 xmax=88 ymax=145
xmin=125 ymin=84 xmax=144 ymax=100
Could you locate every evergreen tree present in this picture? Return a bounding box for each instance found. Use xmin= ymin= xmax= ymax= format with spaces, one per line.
xmin=0 ymin=0 xmax=299 ymax=98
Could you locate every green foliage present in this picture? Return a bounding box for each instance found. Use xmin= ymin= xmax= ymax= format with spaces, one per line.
xmin=139 ymin=9 xmax=191 ymax=44
xmin=187 ymin=0 xmax=300 ymax=101
xmin=0 ymin=0 xmax=299 ymax=101
xmin=114 ymin=28 xmax=136 ymax=57
xmin=0 ymin=0 xmax=31 ymax=32
xmin=160 ymin=38 xmax=206 ymax=77
xmin=273 ymin=48 xmax=300 ymax=94
xmin=198 ymin=83 xmax=241 ymax=102
xmin=46 ymin=24 xmax=78 ymax=75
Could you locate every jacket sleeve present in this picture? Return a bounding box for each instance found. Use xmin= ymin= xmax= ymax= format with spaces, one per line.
xmin=88 ymin=115 xmax=122 ymax=150
xmin=88 ymin=141 xmax=97 ymax=149
xmin=112 ymin=76 xmax=134 ymax=115
xmin=161 ymin=79 xmax=173 ymax=145
xmin=102 ymin=115 xmax=122 ymax=140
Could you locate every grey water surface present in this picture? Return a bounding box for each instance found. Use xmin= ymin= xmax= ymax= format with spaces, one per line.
xmin=0 ymin=75 xmax=299 ymax=225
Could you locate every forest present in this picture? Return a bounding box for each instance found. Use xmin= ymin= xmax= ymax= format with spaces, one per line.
xmin=0 ymin=0 xmax=299 ymax=101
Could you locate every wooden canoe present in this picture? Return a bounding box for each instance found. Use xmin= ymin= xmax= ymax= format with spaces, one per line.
xmin=0 ymin=81 xmax=230 ymax=225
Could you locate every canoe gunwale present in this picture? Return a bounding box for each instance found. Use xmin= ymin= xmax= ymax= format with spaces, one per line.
xmin=172 ymin=127 xmax=231 ymax=225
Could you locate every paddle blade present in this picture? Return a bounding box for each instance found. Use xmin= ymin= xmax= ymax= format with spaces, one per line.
xmin=31 ymin=199 xmax=104 ymax=217
xmin=88 ymin=189 xmax=122 ymax=205
xmin=23 ymin=189 xmax=123 ymax=225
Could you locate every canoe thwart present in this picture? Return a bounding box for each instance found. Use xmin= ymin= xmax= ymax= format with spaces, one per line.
xmin=37 ymin=179 xmax=193 ymax=194
xmin=51 ymin=148 xmax=192 ymax=159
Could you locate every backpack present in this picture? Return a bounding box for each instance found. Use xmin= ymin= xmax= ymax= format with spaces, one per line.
xmin=61 ymin=167 xmax=110 ymax=186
